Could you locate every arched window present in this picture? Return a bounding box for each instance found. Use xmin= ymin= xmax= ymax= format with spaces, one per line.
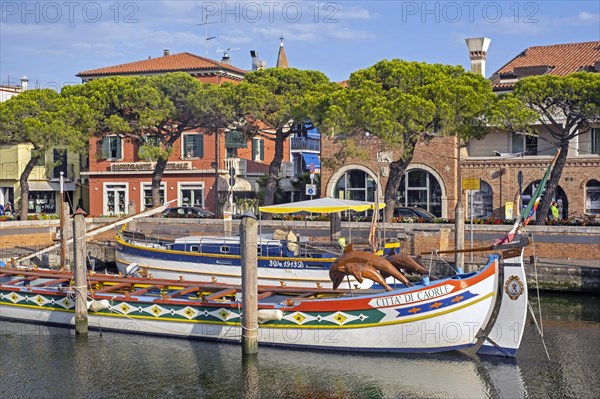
xmin=585 ymin=179 xmax=600 ymax=215
xmin=470 ymin=181 xmax=493 ymax=218
xmin=522 ymin=182 xmax=567 ymax=219
xmin=335 ymin=170 xmax=376 ymax=202
xmin=397 ymin=169 xmax=442 ymax=216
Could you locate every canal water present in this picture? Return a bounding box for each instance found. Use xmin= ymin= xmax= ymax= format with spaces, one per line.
xmin=1 ymin=293 xmax=598 ymax=399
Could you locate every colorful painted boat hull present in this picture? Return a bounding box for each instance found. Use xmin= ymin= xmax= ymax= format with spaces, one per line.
xmin=0 ymin=251 xmax=526 ymax=355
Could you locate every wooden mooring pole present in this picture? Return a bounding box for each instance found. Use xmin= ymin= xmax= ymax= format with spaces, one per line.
xmin=241 ymin=211 xmax=258 ymax=355
xmin=73 ymin=208 xmax=88 ymax=335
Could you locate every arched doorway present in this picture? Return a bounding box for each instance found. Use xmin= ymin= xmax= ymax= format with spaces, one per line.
xmin=334 ymin=169 xmax=377 ymax=202
xmin=397 ymin=168 xmax=443 ymax=217
xmin=522 ymin=181 xmax=567 ymax=220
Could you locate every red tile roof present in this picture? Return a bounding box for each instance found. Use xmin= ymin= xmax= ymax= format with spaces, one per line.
xmin=491 ymin=41 xmax=600 ymax=89
xmin=77 ymin=52 xmax=247 ymax=78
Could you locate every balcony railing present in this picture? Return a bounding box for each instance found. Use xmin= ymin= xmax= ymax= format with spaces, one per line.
xmin=224 ymin=158 xmax=247 ymax=177
xmin=291 ymin=137 xmax=320 ymax=151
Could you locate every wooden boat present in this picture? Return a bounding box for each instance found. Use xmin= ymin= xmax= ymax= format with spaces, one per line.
xmin=0 ymin=235 xmax=529 ymax=356
xmin=115 ymin=198 xmax=388 ymax=289
xmin=115 ymin=229 xmax=349 ymax=289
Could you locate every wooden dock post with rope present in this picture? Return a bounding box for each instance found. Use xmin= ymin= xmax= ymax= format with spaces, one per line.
xmin=73 ymin=208 xmax=88 ymax=335
xmin=241 ymin=211 xmax=258 ymax=355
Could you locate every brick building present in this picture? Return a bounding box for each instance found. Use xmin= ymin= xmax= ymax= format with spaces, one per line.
xmin=321 ymin=40 xmax=600 ymax=221
xmin=77 ymin=49 xmax=290 ymax=216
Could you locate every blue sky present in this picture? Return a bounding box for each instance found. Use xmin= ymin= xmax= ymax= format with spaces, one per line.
xmin=1 ymin=1 xmax=599 ymax=89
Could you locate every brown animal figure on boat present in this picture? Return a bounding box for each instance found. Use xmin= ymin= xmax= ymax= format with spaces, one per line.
xmin=386 ymin=250 xmax=437 ymax=281
xmin=386 ymin=252 xmax=428 ymax=275
xmin=329 ymin=245 xmax=413 ymax=291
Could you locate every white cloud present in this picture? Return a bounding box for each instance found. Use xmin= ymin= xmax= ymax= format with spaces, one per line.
xmin=577 ymin=11 xmax=600 ymax=22
xmin=337 ymin=5 xmax=374 ymax=21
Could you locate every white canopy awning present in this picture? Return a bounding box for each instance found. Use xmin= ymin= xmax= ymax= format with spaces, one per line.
xmin=218 ymin=176 xmax=253 ymax=192
xmin=28 ymin=181 xmax=76 ymax=191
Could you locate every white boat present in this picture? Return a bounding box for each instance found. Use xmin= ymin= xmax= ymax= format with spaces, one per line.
xmin=0 ymin=235 xmax=529 ymax=355
xmin=115 ymin=198 xmax=388 ymax=289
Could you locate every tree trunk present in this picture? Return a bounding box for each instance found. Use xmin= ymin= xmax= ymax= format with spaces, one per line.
xmin=383 ymin=157 xmax=413 ymax=221
xmin=535 ymin=142 xmax=569 ymax=225
xmin=151 ymin=157 xmax=168 ymax=210
xmin=262 ymin=131 xmax=285 ymax=220
xmin=19 ymin=157 xmax=39 ymax=221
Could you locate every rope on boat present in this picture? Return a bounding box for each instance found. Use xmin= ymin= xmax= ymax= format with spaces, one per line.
xmin=427 ymin=250 xmax=459 ymax=275
xmin=528 ymin=234 xmax=551 ymax=361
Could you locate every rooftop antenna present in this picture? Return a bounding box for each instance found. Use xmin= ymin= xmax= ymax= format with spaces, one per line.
xmin=217 ymin=47 xmax=240 ymax=64
xmin=196 ymin=16 xmax=217 ymax=57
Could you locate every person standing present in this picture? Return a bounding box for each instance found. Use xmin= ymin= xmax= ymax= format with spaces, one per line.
xmin=550 ymin=201 xmax=559 ymax=221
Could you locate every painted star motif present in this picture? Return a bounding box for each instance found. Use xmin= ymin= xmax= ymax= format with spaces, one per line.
xmin=408 ymin=307 xmax=421 ymax=314
xmin=429 ymin=302 xmax=443 ymax=309
xmin=451 ymin=295 xmax=464 ymax=303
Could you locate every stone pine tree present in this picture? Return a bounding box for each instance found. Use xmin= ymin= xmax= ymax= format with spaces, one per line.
xmin=234 ymin=68 xmax=341 ymax=215
xmin=0 ymin=89 xmax=93 ymax=220
xmin=66 ymin=73 xmax=236 ymax=208
xmin=511 ymin=72 xmax=600 ymax=224
xmin=324 ymin=60 xmax=496 ymax=221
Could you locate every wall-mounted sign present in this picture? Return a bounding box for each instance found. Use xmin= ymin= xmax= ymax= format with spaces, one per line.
xmin=111 ymin=162 xmax=191 ymax=172
xmin=462 ymin=178 xmax=481 ymax=191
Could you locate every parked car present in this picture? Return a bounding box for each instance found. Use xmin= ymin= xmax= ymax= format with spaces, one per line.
xmin=367 ymin=206 xmax=437 ymax=222
xmin=392 ymin=206 xmax=436 ymax=221
xmin=162 ymin=207 xmax=215 ymax=219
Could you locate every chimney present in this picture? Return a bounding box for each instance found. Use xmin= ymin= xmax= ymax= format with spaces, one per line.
xmin=221 ymin=51 xmax=231 ymax=65
xmin=20 ymin=76 xmax=29 ymax=91
xmin=250 ymin=50 xmax=259 ymax=71
xmin=465 ymin=37 xmax=491 ymax=77
xmin=163 ymin=49 xmax=170 ymax=56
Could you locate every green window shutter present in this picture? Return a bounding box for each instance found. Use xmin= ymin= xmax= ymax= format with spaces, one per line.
xmin=252 ymin=139 xmax=258 ymax=160
xmin=101 ymin=137 xmax=110 ymax=159
xmin=115 ymin=137 xmax=122 ymax=159
xmin=259 ymin=139 xmax=264 ymax=161
xmin=197 ymin=134 xmax=204 ymax=158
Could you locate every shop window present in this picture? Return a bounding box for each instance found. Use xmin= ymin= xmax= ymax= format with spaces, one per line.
xmin=141 ymin=183 xmax=166 ymax=210
xmin=183 ymin=134 xmax=204 ymax=158
xmin=27 ymin=191 xmax=56 ymax=214
xmin=180 ymin=184 xmax=204 ymax=207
